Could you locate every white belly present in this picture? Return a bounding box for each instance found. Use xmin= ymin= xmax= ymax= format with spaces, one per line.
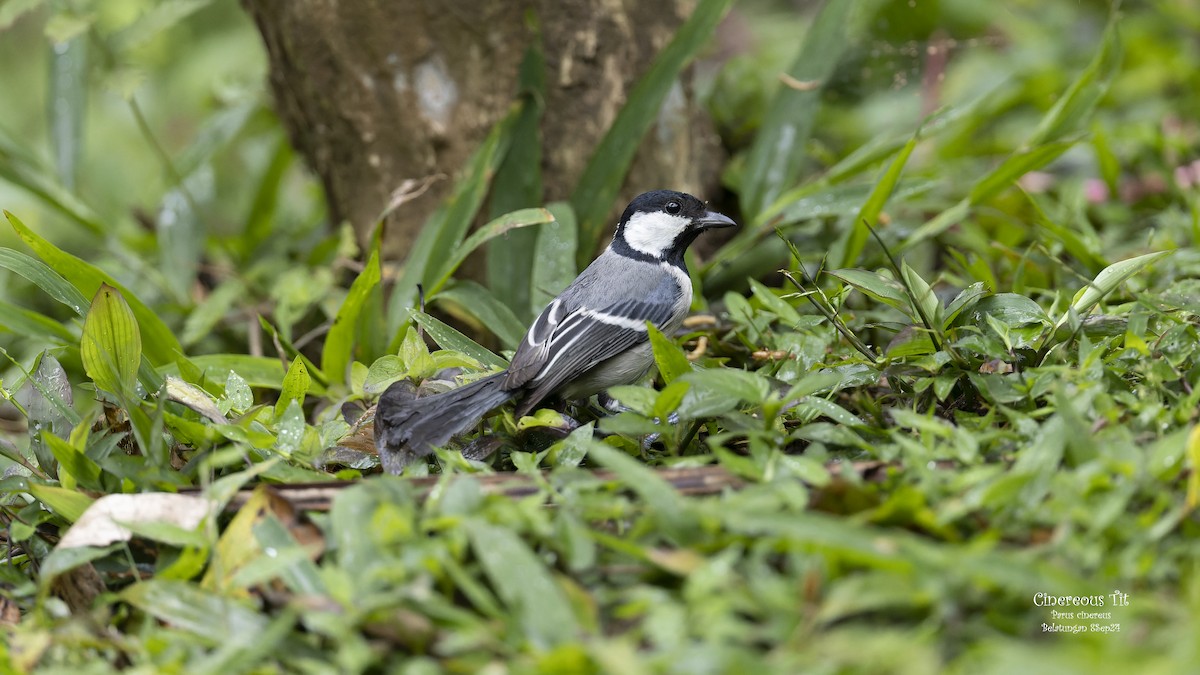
xmin=557 ymin=342 xmax=656 ymax=399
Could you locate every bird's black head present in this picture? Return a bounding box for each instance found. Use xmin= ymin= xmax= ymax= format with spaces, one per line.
xmin=612 ymin=190 xmax=736 ymax=263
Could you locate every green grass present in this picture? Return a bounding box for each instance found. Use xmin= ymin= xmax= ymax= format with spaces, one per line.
xmin=3 ymin=0 xmax=1200 ymax=672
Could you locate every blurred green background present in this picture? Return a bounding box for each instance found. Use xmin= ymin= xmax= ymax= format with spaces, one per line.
xmin=3 ymin=0 xmax=1200 ymax=671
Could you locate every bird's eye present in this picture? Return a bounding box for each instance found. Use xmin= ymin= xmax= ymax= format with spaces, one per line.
xmin=665 ymin=201 xmax=682 ymax=215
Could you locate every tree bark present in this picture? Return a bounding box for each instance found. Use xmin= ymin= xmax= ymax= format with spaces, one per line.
xmin=241 ymin=0 xmax=722 ymax=257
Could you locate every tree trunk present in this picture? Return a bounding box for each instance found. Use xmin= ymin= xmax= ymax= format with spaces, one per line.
xmin=241 ymin=0 xmax=722 ymax=257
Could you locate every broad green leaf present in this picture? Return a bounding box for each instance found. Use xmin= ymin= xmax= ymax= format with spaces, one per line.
xmin=960 ymin=294 xmax=1049 ymax=328
xmin=410 ymin=311 xmax=508 ymax=369
xmin=943 ymin=282 xmax=990 ymax=329
xmin=680 ymin=368 xmax=771 ymax=408
xmin=6 ymin=211 xmax=182 ymax=364
xmin=275 ymin=356 xmax=311 ymax=419
xmin=80 ymin=284 xmax=142 ymax=399
xmin=739 ymin=0 xmax=863 ymax=217
xmin=653 ymin=380 xmax=690 ymax=421
xmin=363 ymin=355 xmax=405 ymax=394
xmin=274 ymin=400 xmax=305 ymax=456
xmin=791 ymin=395 xmax=865 ymax=427
xmin=571 ymin=0 xmax=732 ymax=262
xmin=465 ymin=519 xmax=580 ymax=649
xmin=39 ymin=544 xmax=123 ymax=583
xmin=828 ymin=268 xmax=909 ymax=310
xmin=607 ymin=385 xmax=658 ymax=416
xmin=398 ymin=326 xmax=435 ymax=380
xmin=647 ymin=323 xmax=691 ymax=384
xmin=123 ymin=579 xmax=270 ymax=645
xmin=42 ymin=432 xmax=102 ymax=490
xmin=250 ymin=515 xmax=326 ymax=595
xmin=885 ymin=329 xmax=936 ymax=358
xmin=322 ymin=242 xmax=381 ymax=385
xmin=781 ymin=371 xmax=851 ymax=403
xmin=10 ymin=352 xmax=80 ymax=476
xmin=1059 ymin=251 xmax=1171 ymax=330
xmin=120 ymin=519 xmax=208 ymax=550
xmin=218 ymin=371 xmax=253 ymax=415
xmin=28 ymin=483 xmax=93 ymax=522
xmin=749 ymin=278 xmax=803 ymax=326
xmin=166 ymin=355 xmax=288 ymax=391
xmin=586 ymin=442 xmax=695 ymax=542
xmin=530 ymin=201 xmax=579 ymax=314
xmin=434 ymin=280 xmax=527 ymax=349
xmin=841 ymin=132 xmax=918 ymax=268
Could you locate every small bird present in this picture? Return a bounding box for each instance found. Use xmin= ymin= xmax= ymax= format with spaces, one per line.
xmin=375 ymin=190 xmax=736 ymax=465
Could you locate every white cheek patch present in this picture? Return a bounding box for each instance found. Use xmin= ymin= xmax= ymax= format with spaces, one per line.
xmin=623 ymin=211 xmax=691 ymax=257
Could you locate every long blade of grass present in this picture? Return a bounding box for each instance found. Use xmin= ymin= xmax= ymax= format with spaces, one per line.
xmin=738 ymin=0 xmax=866 ymax=218
xmin=840 ymin=133 xmax=919 ymax=268
xmin=321 ymin=239 xmax=382 ymax=386
xmin=6 ymin=211 xmax=182 ymax=365
xmin=570 ymin=0 xmax=732 ymax=264
xmin=0 ymin=299 xmax=76 ymax=343
xmin=904 ymin=139 xmax=1077 ymax=248
xmin=487 ymin=42 xmax=545 ymax=321
xmin=1027 ymin=15 xmax=1122 ymax=146
xmin=433 ymin=280 xmax=527 ymax=350
xmin=426 ymin=207 xmax=554 ymax=297
xmin=48 ymin=35 xmax=86 ymax=190
xmin=410 ymin=310 xmax=508 ymax=369
xmin=0 ymin=247 xmax=89 ymax=315
xmin=0 ymin=130 xmax=105 ymax=235
xmin=530 ymin=201 xmax=578 ymax=314
xmin=241 ymin=136 xmax=293 ymax=257
xmin=165 ymin=355 xmax=289 ymax=391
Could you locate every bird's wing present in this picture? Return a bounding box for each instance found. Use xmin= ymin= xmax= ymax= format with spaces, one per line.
xmin=503 ymin=295 xmax=676 ymax=396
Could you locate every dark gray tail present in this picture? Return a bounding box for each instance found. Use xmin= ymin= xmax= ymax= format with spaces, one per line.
xmin=375 ymin=373 xmax=516 ymax=459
